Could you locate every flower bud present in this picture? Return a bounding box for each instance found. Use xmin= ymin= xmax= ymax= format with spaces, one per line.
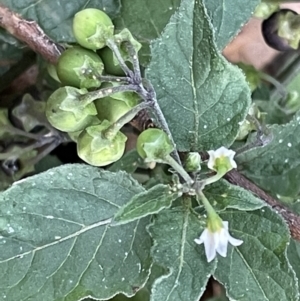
xmin=57 ymin=46 xmax=104 ymax=89
xmin=185 ymin=152 xmax=201 ymax=172
xmin=236 ymin=104 xmax=262 ymax=141
xmin=77 ymin=120 xmax=127 ymax=166
xmin=73 ymin=8 xmax=114 ymax=50
xmin=46 ymin=86 xmax=98 ymax=132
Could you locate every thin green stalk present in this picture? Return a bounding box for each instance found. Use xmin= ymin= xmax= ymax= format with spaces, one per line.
xmin=164 ymin=154 xmax=194 ymax=185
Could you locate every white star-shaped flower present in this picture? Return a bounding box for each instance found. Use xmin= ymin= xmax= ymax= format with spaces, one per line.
xmin=207 ymin=146 xmax=237 ymax=172
xmin=194 ymin=221 xmax=243 ymax=262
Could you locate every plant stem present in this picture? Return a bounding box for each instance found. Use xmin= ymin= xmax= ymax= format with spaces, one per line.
xmin=260 ymin=72 xmax=287 ymax=99
xmin=202 ymin=171 xmax=226 ymax=187
xmin=106 ymin=38 xmax=133 ymax=77
xmin=164 ymin=154 xmax=194 ymax=185
xmin=6 ymin=125 xmax=42 ymax=140
xmin=198 ymin=191 xmax=218 ymax=218
xmin=124 ymin=41 xmax=142 ymax=83
xmin=104 ymin=102 xmax=150 ymax=138
xmin=26 ymin=138 xmax=60 ymax=167
xmin=98 ymin=75 xmax=129 ymax=83
xmin=108 ymin=38 xmax=181 ymax=166
xmin=79 ymin=84 xmax=138 ymax=103
xmin=0 ymin=136 xmax=55 ymax=160
xmin=151 ymin=100 xmax=181 ymax=165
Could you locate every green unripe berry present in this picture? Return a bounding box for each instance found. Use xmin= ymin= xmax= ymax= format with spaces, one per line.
xmin=77 ymin=120 xmax=127 ymax=166
xmin=98 ymin=47 xmax=132 ymax=76
xmin=95 ymin=83 xmax=140 ymax=123
xmin=46 ymin=86 xmax=98 ymax=132
xmin=57 ymin=46 xmax=104 ymax=89
xmin=73 ymin=8 xmax=114 ymax=50
xmin=95 ymin=96 xmax=131 ymax=122
xmin=136 ymin=128 xmax=174 ymax=161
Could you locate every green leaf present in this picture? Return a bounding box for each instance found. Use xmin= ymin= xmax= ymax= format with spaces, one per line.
xmin=108 ymin=149 xmax=145 ymax=174
xmin=113 ymin=0 xmax=181 ymax=66
xmin=114 ymin=184 xmax=180 ymax=225
xmin=203 ymin=0 xmax=260 ymax=50
xmin=215 ymin=208 xmax=298 ymax=301
xmin=148 ymin=204 xmax=216 ymax=301
xmin=204 ymin=180 xmax=264 ymax=211
xmin=237 ymin=112 xmax=300 ymax=198
xmin=254 ymin=99 xmax=292 ymax=125
xmin=146 ymin=0 xmax=251 ymax=152
xmin=34 ymin=155 xmax=63 ymax=174
xmin=0 ymin=164 xmax=152 ymax=301
xmin=12 ymin=93 xmax=48 ymax=132
xmin=1 ymin=0 xmax=121 ymax=43
xmin=287 ymin=239 xmax=300 ymax=291
xmin=0 ymin=42 xmax=23 ymax=76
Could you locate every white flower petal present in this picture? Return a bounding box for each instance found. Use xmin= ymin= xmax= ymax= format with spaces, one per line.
xmin=207 ymin=147 xmax=237 ymax=171
xmin=195 ymin=220 xmax=243 ymax=262
xmin=205 ymin=242 xmax=217 ymax=263
xmin=215 ymin=146 xmax=229 ymax=157
xmin=228 ymin=236 xmax=243 ymax=246
xmin=194 ymin=228 xmax=209 ymax=245
xmin=207 ymin=150 xmax=217 ymax=171
xmin=204 ymin=233 xmax=217 ymax=262
xmin=222 ymin=221 xmax=229 ymax=229
xmin=216 ymin=228 xmax=229 ymax=257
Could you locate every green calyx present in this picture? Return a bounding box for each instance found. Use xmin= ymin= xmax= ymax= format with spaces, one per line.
xmin=46 ymin=86 xmax=98 ymax=132
xmin=207 ymin=212 xmax=223 ymax=233
xmin=136 ymin=128 xmax=174 ymax=162
xmin=73 ymin=8 xmax=114 ymax=50
xmin=77 ymin=120 xmax=127 ymax=166
xmin=57 ymin=46 xmax=104 ymax=89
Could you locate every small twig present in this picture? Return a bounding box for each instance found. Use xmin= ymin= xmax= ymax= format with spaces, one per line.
xmin=99 ymin=75 xmax=129 ymax=83
xmin=106 ymin=39 xmax=133 ymax=78
xmin=0 ymin=4 xmax=63 ymax=64
xmin=236 ymin=115 xmax=273 ymax=155
xmin=26 ymin=137 xmax=61 ymax=167
xmin=225 ymin=169 xmax=300 ymax=241
xmin=124 ymin=41 xmax=142 ymax=84
xmin=79 ymin=84 xmax=139 ymax=102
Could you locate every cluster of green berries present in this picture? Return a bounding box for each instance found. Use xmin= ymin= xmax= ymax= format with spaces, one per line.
xmin=45 ymin=8 xmax=141 ymax=166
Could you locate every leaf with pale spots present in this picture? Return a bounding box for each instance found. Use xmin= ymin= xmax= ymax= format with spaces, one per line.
xmin=204 ymin=180 xmax=264 ymax=211
xmin=108 ymin=149 xmax=146 ymax=174
xmin=145 ymin=0 xmax=251 ymax=152
xmin=148 ymin=203 xmax=297 ymax=301
xmin=237 ymin=112 xmax=300 ymax=198
xmin=113 ymin=0 xmax=181 ymax=66
xmin=287 ymin=239 xmax=300 ymax=290
xmin=0 ymin=164 xmax=152 ymax=301
xmin=215 ymin=207 xmax=298 ymax=301
xmin=113 ymin=184 xmax=180 ymax=225
xmin=203 ymin=0 xmax=260 ymax=50
xmin=148 ymin=205 xmax=216 ymax=301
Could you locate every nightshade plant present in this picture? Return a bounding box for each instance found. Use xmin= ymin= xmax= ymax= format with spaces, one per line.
xmin=1 ymin=1 xmax=300 ymax=301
